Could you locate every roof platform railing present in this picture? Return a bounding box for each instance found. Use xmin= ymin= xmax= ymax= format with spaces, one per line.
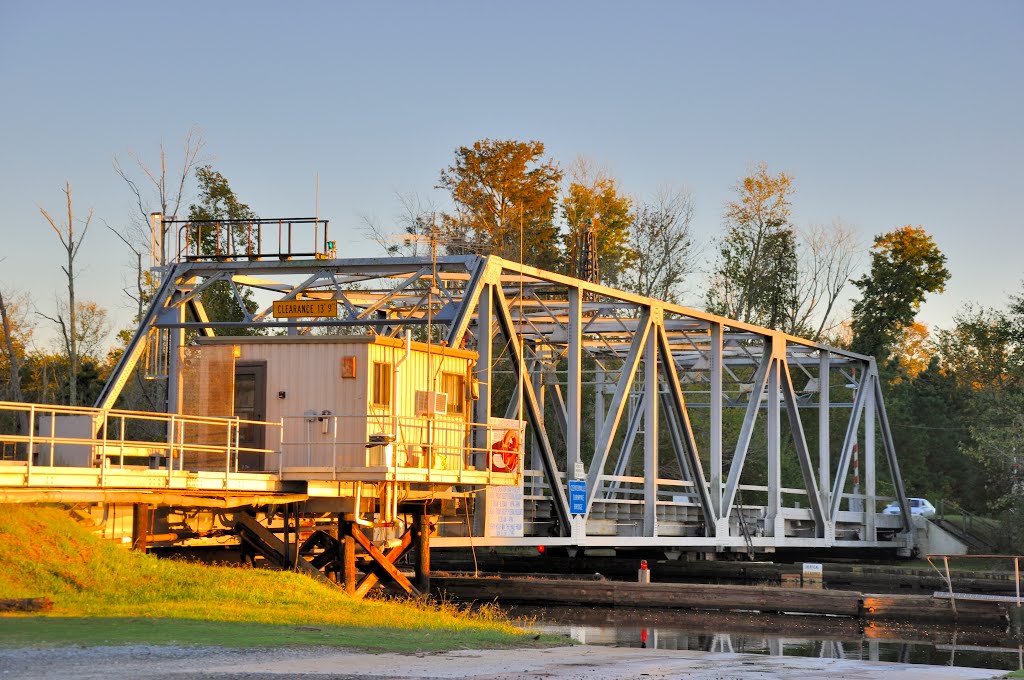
xmin=168 ymin=216 xmax=332 ymax=262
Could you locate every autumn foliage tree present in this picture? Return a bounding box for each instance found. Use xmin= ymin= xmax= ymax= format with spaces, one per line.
xmin=707 ymin=164 xmax=798 ymax=330
xmin=438 ymin=139 xmax=562 ymax=270
xmin=850 ymin=225 xmax=950 ymax=360
xmin=560 ymin=159 xmax=634 ymax=285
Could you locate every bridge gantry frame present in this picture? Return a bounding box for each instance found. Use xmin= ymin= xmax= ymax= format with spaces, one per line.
xmin=97 ymin=219 xmax=913 ymax=556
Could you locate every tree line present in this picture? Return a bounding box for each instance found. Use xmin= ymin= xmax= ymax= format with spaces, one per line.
xmin=1 ymin=133 xmax=1020 ymax=548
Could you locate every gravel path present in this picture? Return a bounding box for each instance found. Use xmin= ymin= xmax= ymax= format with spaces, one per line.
xmin=0 ymin=644 xmax=1010 ymax=680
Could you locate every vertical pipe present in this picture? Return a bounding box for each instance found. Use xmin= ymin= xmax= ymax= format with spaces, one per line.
xmin=331 ymin=416 xmax=338 ymax=481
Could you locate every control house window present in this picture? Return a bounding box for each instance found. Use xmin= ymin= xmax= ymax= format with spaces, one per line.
xmin=442 ymin=372 xmax=466 ymax=415
xmin=371 ymin=362 xmax=392 ymax=408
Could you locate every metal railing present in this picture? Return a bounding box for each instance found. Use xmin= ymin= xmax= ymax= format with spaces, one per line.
xmin=278 ymin=412 xmax=523 ymax=483
xmin=937 ymin=498 xmax=999 ymax=551
xmin=0 ymin=401 xmax=282 ymax=487
xmin=927 ymin=553 xmax=1023 ymax=618
xmin=171 ymin=217 xmax=331 ymax=262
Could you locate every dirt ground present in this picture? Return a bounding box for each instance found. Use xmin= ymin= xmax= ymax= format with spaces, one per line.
xmin=0 ymin=644 xmax=1008 ymax=679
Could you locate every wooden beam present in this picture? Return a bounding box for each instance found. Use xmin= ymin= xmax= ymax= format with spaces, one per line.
xmin=350 ymin=524 xmax=418 ymax=598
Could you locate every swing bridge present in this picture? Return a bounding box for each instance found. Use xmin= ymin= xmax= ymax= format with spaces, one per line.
xmin=0 ymin=216 xmax=915 ymax=595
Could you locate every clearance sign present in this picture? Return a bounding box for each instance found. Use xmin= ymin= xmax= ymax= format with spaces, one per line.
xmin=272 ymin=299 xmax=338 ymax=318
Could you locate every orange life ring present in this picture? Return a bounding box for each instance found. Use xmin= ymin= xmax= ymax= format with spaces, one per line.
xmin=490 ymin=429 xmax=521 ymax=473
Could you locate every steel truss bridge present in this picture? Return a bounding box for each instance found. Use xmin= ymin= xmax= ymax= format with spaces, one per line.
xmin=86 ymin=217 xmax=914 ymax=558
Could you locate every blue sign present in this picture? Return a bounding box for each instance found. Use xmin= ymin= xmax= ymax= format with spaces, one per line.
xmin=568 ymin=480 xmax=587 ymax=515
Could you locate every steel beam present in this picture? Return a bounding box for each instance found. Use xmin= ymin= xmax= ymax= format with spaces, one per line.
xmin=585 ymin=313 xmax=651 ymax=511
xmin=491 ymin=285 xmax=572 ymax=534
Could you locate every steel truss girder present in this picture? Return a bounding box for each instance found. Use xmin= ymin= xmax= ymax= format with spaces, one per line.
xmin=97 ymin=253 xmax=913 ymax=551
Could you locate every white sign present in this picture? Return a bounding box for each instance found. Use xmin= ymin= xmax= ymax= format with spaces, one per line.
xmin=483 ymin=481 xmax=524 ymax=537
xmin=802 ymin=563 xmax=823 ymax=577
xmin=574 ymin=462 xmax=586 ymax=479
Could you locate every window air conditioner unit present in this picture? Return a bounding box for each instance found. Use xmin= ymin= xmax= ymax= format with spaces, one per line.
xmin=415 ymin=390 xmax=448 ymax=415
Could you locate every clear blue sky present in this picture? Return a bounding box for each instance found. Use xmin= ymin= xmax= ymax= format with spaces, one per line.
xmin=1 ymin=1 xmax=1021 ymax=348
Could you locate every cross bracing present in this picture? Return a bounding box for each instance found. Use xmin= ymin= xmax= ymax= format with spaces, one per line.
xmin=100 ymin=250 xmax=915 ymax=555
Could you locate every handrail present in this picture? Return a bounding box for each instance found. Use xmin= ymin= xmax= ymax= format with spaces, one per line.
xmin=937 ymin=498 xmax=998 ymax=550
xmin=278 ymin=412 xmax=524 ymax=478
xmin=927 ymin=553 xmax=1023 ymax=618
xmin=0 ymin=401 xmax=283 ymax=485
xmin=167 ymin=217 xmax=331 ymax=262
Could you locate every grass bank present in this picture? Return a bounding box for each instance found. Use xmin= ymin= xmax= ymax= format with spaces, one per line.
xmin=0 ymin=504 xmax=547 ymax=650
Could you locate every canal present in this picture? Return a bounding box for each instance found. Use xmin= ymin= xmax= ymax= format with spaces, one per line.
xmin=508 ymin=605 xmax=1024 ymax=672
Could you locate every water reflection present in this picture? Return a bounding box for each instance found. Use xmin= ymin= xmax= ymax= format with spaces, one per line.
xmin=510 ymin=606 xmax=1024 ymax=671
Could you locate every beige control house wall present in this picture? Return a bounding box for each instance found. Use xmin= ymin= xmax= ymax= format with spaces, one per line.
xmin=191 ymin=336 xmax=477 ymax=475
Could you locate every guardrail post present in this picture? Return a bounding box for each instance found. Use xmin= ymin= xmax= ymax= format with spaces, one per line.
xmin=48 ymin=411 xmax=56 ymax=467
xmin=331 ymin=416 xmax=338 ymax=481
xmin=225 ymin=420 xmax=233 ymax=486
xmin=943 ymin=556 xmax=957 ymax=618
xmin=167 ymin=415 xmax=175 ymax=485
xmin=1016 ymin=556 xmax=1020 ymax=610
xmin=26 ymin=404 xmax=35 ymax=485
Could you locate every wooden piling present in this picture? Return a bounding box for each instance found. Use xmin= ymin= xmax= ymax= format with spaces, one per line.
xmin=414 ymin=512 xmax=431 ymax=594
xmin=131 ymin=503 xmax=150 ymax=552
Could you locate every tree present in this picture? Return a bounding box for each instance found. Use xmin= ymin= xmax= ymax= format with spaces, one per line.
xmin=706 ymin=163 xmax=799 ymax=330
xmin=935 ymin=305 xmax=1017 ymax=390
xmin=891 ymin=322 xmax=932 ymax=383
xmin=618 ymin=187 xmax=696 ymax=304
xmin=0 ymin=285 xmax=31 ymax=445
xmin=187 ymin=166 xmax=260 ymax=332
xmin=362 ymin=192 xmax=439 ymax=258
xmin=788 ymin=220 xmax=860 ymax=340
xmin=0 ymin=284 xmax=30 ymax=404
xmin=850 ymin=225 xmax=950 ymax=360
xmin=38 ymin=183 xmax=93 ymax=406
xmin=438 ymin=139 xmax=562 ymax=270
xmin=112 ymin=127 xmax=206 ymax=318
xmin=560 ymin=158 xmax=634 ymax=285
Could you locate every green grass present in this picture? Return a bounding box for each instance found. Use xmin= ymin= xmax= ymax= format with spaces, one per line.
xmin=0 ymin=504 xmax=552 ymax=650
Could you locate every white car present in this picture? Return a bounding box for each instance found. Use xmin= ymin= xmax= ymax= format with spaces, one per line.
xmin=882 ymin=497 xmax=936 ymax=518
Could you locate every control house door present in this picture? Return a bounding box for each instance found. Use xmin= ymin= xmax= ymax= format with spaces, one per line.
xmin=234 ymin=361 xmax=267 ymax=471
